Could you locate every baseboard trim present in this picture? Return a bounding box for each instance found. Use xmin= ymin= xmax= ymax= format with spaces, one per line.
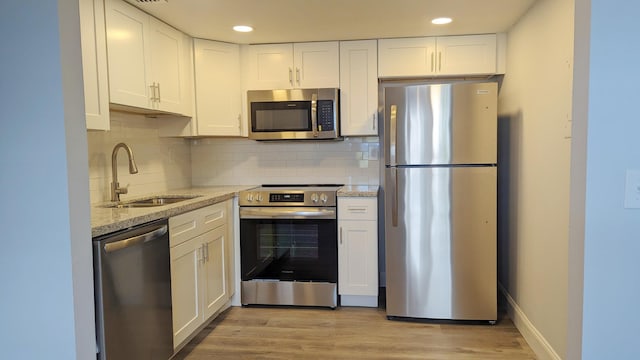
xmin=499 ymin=283 xmax=562 ymax=360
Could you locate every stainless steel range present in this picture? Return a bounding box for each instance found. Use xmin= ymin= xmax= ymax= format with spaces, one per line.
xmin=239 ymin=185 xmax=341 ymax=308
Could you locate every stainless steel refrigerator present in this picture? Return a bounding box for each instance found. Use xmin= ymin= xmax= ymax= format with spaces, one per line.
xmin=382 ymin=81 xmax=497 ymax=322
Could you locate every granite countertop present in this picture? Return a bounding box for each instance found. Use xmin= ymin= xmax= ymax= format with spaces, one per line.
xmin=337 ymin=185 xmax=379 ymax=197
xmin=91 ymin=185 xmax=256 ymax=237
xmin=92 ymin=184 xmax=378 ymax=237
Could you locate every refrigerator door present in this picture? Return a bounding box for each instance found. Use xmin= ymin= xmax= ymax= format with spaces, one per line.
xmin=385 ymin=166 xmax=497 ymax=320
xmin=383 ymin=82 xmax=497 ymax=166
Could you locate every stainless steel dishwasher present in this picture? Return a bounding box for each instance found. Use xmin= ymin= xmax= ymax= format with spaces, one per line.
xmin=93 ymin=219 xmax=173 ymax=360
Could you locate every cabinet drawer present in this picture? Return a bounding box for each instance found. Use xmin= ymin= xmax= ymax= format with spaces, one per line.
xmin=169 ymin=202 xmax=227 ymax=247
xmin=338 ymin=198 xmax=377 ymax=221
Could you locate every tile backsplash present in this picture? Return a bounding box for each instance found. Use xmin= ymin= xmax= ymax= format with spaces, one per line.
xmin=87 ymin=112 xmax=192 ymax=204
xmin=191 ymin=137 xmax=380 ymax=187
xmin=88 ymin=113 xmax=380 ymax=203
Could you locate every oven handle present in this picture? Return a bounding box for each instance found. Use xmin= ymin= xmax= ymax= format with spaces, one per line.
xmin=240 ymin=207 xmax=336 ymax=219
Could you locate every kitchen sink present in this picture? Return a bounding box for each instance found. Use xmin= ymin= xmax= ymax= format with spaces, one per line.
xmin=102 ymin=195 xmax=202 ymax=208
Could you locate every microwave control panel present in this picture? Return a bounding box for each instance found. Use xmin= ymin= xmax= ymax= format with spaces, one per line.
xmin=317 ymin=100 xmax=334 ymax=131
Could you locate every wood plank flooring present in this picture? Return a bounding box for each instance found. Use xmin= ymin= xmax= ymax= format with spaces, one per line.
xmin=173 ymin=306 xmax=537 ymax=359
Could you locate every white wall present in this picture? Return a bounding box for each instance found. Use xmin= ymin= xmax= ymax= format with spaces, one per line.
xmin=191 ymin=137 xmax=380 ymax=186
xmin=87 ymin=112 xmax=192 ymax=203
xmin=578 ymin=0 xmax=640 ymax=358
xmin=497 ymin=0 xmax=574 ymax=358
xmin=0 ymin=0 xmax=94 ymax=358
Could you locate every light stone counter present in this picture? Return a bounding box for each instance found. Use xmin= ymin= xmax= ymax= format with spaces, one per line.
xmin=337 ymin=185 xmax=379 ymax=197
xmin=91 ymin=185 xmax=257 ymax=237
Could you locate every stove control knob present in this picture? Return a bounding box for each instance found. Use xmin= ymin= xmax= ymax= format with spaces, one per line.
xmin=320 ymin=193 xmax=328 ymax=204
xmin=257 ymin=194 xmax=264 ymax=202
xmin=311 ymin=193 xmax=319 ymax=203
xmin=247 ymin=193 xmax=254 ymax=202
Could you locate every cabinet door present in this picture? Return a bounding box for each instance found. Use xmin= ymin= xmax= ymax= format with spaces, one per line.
xmin=105 ymin=0 xmax=151 ymax=109
xmin=340 ymin=40 xmax=378 ymax=136
xmin=148 ymin=17 xmax=186 ymax=114
xmin=378 ymin=37 xmax=436 ymax=77
xmin=194 ymin=40 xmax=243 ymax=136
xmin=202 ymin=225 xmax=227 ymax=319
xmin=293 ymin=41 xmax=339 ymax=88
xmin=338 ymin=220 xmax=378 ymax=296
xmin=79 ymin=0 xmax=109 ymax=131
xmin=247 ymin=43 xmax=293 ymax=90
xmin=170 ymin=236 xmax=203 ymax=348
xmin=436 ymin=34 xmax=497 ymax=75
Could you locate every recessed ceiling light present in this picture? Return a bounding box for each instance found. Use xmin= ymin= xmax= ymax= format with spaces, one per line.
xmin=233 ymin=25 xmax=253 ymax=33
xmin=431 ymin=17 xmax=452 ymax=25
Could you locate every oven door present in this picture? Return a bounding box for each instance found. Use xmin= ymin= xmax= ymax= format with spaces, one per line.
xmin=240 ymin=207 xmax=337 ymax=283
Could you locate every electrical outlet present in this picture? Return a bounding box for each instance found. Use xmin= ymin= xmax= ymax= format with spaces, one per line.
xmin=624 ymin=169 xmax=640 ymax=208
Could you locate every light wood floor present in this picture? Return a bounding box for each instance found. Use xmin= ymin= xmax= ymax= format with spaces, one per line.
xmin=173 ymin=306 xmax=537 ymax=359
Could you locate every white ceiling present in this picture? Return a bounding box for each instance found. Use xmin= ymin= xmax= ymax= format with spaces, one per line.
xmin=125 ymin=0 xmax=537 ymax=44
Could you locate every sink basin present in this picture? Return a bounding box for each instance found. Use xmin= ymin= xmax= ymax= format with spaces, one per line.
xmin=103 ymin=195 xmax=201 ymax=208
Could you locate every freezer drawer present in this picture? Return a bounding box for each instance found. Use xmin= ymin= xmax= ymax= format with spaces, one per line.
xmin=385 ymin=166 xmax=497 ymax=320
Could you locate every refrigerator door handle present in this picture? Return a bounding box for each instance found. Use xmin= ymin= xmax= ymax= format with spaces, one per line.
xmin=390 ymin=104 xmax=398 ymax=166
xmin=391 ymin=167 xmax=398 ymax=227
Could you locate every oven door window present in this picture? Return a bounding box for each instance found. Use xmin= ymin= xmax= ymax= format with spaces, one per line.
xmin=251 ymin=101 xmax=312 ymax=132
xmin=240 ymin=218 xmax=337 ymax=282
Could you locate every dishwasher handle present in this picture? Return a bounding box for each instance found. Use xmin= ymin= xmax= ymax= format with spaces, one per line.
xmin=104 ymin=225 xmax=168 ymax=253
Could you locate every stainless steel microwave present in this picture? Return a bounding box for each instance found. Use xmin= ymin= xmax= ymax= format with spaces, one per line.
xmin=247 ymin=88 xmax=340 ymax=140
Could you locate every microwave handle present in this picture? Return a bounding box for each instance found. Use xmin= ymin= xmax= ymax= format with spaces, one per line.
xmin=311 ymin=93 xmax=318 ymax=137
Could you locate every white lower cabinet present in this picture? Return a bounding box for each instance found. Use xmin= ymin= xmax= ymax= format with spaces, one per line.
xmin=338 ymin=197 xmax=378 ymax=307
xmin=169 ymin=200 xmax=233 ymax=350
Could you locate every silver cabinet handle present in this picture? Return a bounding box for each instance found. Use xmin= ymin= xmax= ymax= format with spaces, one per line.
xmin=431 ymin=52 xmax=435 ymax=73
xmin=156 ymin=83 xmax=161 ymax=103
xmin=438 ymin=52 xmax=442 ymax=72
xmin=339 ymin=227 xmax=343 ymax=245
xmin=149 ymin=83 xmax=156 ymax=102
xmin=311 ymin=92 xmax=318 ymax=137
xmin=289 ymin=67 xmax=293 ymax=86
xmin=104 ymin=225 xmax=167 ymax=253
xmin=296 ymin=68 xmax=300 ymax=86
xmin=372 ymin=113 xmax=377 ymax=131
xmin=204 ymin=243 xmax=209 ymax=262
xmin=389 ymin=105 xmax=398 ymax=166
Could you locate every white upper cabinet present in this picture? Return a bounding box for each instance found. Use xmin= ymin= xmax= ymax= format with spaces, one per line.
xmin=340 ymin=40 xmax=378 ymax=136
xmin=378 ymin=34 xmax=497 ymax=78
xmin=247 ymin=41 xmax=339 ymax=90
xmin=246 ymin=43 xmax=293 ymax=90
xmin=378 ymin=37 xmax=436 ymax=78
xmin=194 ymin=39 xmax=243 ymax=136
xmin=105 ymin=0 xmax=190 ymax=115
xmin=436 ymin=35 xmax=497 ymax=75
xmin=79 ymin=0 xmax=110 ymax=131
xmin=293 ymin=42 xmax=340 ymax=88
xmin=148 ymin=17 xmax=188 ymax=114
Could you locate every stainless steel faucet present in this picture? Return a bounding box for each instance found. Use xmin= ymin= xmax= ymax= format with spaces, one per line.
xmin=110 ymin=142 xmax=139 ymax=202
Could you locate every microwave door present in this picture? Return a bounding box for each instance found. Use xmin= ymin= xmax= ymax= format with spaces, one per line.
xmin=252 ymin=101 xmax=313 ymax=132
